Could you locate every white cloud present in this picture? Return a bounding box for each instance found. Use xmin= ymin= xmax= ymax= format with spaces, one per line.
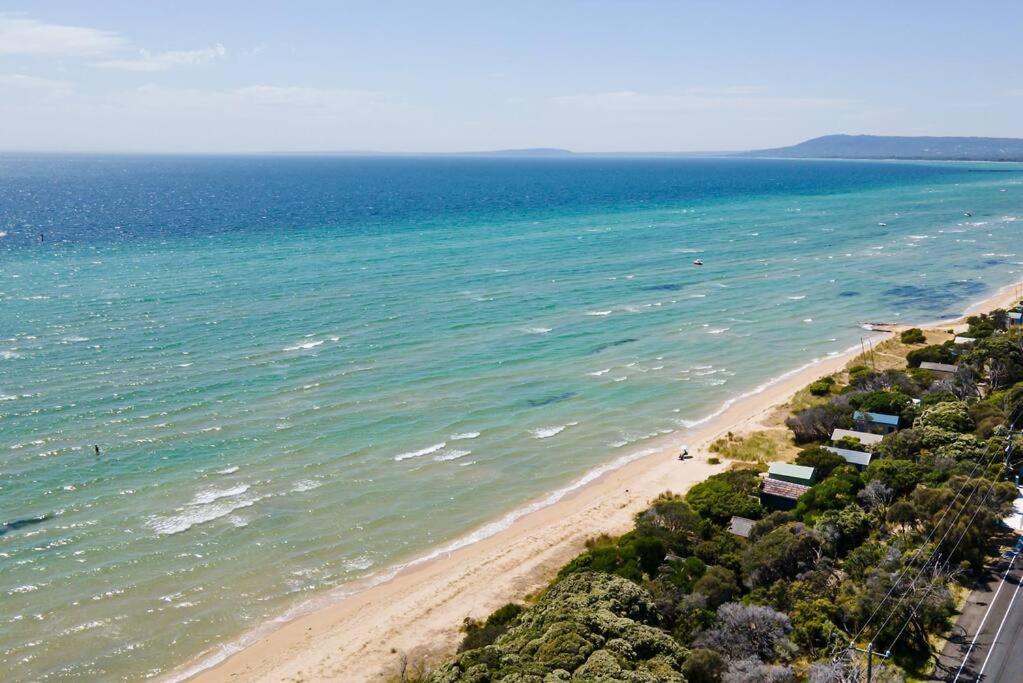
xmin=0 ymin=73 xmax=73 ymax=99
xmin=92 ymin=43 xmax=226 ymax=72
xmin=553 ymin=90 xmax=851 ymax=112
xmin=0 ymin=14 xmax=124 ymax=56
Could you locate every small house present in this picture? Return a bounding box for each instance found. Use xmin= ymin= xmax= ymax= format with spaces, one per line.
xmin=728 ymin=516 xmax=755 ymax=538
xmin=919 ymin=361 xmax=958 ymax=377
xmin=1009 ymin=311 xmax=1022 ymax=327
xmin=853 ymin=410 xmax=900 ymax=434
xmin=831 ymin=428 xmax=884 ymax=446
xmin=825 ymin=446 xmax=872 ymax=470
xmin=954 ymin=336 xmax=976 ymax=345
xmin=767 ymin=462 xmax=817 ymax=486
xmin=760 ymin=478 xmax=811 ymax=511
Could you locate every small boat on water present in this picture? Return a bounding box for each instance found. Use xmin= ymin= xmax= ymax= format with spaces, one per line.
xmin=692 ymin=259 xmax=704 ymax=266
xmin=964 ymin=212 xmax=973 ymax=217
xmin=878 ymin=222 xmax=887 ymax=227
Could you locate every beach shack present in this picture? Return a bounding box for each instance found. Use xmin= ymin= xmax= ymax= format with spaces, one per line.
xmin=767 ymin=462 xmax=817 ymax=486
xmin=919 ymin=361 xmax=958 ymax=377
xmin=1009 ymin=311 xmax=1022 ymax=327
xmin=831 ymin=428 xmax=884 ymax=447
xmin=954 ymin=336 xmax=976 ymax=345
xmin=825 ymin=446 xmax=872 ymax=470
xmin=852 ymin=410 xmax=900 ymax=434
xmin=760 ymin=478 xmax=811 ymax=511
xmin=728 ymin=516 xmax=755 ymax=538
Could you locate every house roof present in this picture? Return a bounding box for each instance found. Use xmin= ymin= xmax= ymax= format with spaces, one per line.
xmin=831 ymin=428 xmax=884 ymax=445
xmin=728 ymin=516 xmax=756 ymax=538
xmin=768 ymin=462 xmax=816 ymax=482
xmin=761 ymin=478 xmax=811 ymax=500
xmin=1009 ymin=312 xmax=1022 ymax=320
xmin=919 ymin=361 xmax=958 ymax=374
xmin=826 ymin=446 xmax=872 ymax=467
xmin=954 ymin=336 xmax=976 ymax=345
xmin=853 ymin=410 xmax=900 ymax=426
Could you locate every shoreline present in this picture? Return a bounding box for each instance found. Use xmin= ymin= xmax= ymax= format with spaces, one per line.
xmin=177 ymin=279 xmax=1023 ymax=683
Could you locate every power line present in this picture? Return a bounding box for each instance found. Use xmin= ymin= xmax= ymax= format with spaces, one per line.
xmin=879 ymin=422 xmax=1017 ymax=653
xmin=849 ymin=428 xmax=1009 ymax=645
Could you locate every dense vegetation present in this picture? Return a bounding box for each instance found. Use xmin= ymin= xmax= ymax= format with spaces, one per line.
xmin=423 ymin=310 xmax=1023 ymax=683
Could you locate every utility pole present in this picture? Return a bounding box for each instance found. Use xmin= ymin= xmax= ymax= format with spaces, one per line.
xmin=850 ymin=642 xmax=890 ymax=683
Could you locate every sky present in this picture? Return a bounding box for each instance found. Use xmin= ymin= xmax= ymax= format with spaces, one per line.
xmin=0 ymin=1 xmax=1021 ymax=153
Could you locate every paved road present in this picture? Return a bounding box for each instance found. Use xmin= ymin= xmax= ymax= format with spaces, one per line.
xmin=932 ymin=540 xmax=1023 ymax=682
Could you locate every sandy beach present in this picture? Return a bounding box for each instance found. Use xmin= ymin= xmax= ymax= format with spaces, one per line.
xmin=179 ymin=280 xmax=1023 ymax=683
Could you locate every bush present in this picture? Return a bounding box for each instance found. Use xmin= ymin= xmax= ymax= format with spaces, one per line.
xmin=693 ymin=565 xmax=740 ymax=609
xmin=914 ymin=401 xmax=975 ymax=433
xmin=849 ymin=389 xmax=911 ymax=417
xmin=864 ymin=459 xmax=922 ymax=496
xmin=900 ymin=328 xmax=926 ymax=344
xmin=794 ymin=446 xmax=846 ymax=479
xmin=708 ymin=456 xmax=721 ymax=465
xmin=808 ymin=377 xmax=835 ymax=397
xmin=906 ymin=342 xmax=957 ymax=369
xmin=681 ymin=648 xmax=726 ymax=683
xmin=686 ymin=470 xmax=764 ymax=524
xmin=786 ymin=404 xmax=852 ymax=444
xmin=459 ymin=603 xmax=523 ymax=651
xmin=695 ymin=602 xmax=795 ymax=661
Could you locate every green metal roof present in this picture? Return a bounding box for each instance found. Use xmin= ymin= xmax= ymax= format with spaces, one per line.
xmin=767 ymin=462 xmax=816 ymax=482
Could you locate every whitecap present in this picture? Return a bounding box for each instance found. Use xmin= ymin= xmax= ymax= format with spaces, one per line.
xmin=706 ymin=327 xmax=729 ymax=334
xmin=291 ymin=480 xmax=321 ymax=493
xmin=190 ymin=484 xmax=250 ymax=506
xmin=531 ymin=422 xmax=577 ymax=439
xmin=786 ymin=295 xmax=806 ymax=300
xmin=803 ymin=318 xmax=814 ymax=323
xmin=393 ymin=442 xmax=446 ymax=461
xmin=586 ymin=310 xmax=612 ymax=316
xmin=434 ymin=449 xmax=471 ymax=462
xmin=588 ymin=368 xmax=611 ymax=376
xmin=215 ymin=466 xmax=239 ymax=475
xmin=283 ymin=340 xmax=324 ymax=351
xmin=148 ymin=496 xmax=258 ymax=536
xmin=451 ymin=432 xmax=480 ymax=440
xmin=525 ymin=327 xmax=552 ymax=334
xmin=62 ymin=336 xmax=89 ymax=343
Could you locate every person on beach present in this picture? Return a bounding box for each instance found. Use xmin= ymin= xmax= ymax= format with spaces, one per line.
xmin=678 ymin=447 xmax=689 ymax=461
xmin=94 ymin=444 xmax=101 ymax=456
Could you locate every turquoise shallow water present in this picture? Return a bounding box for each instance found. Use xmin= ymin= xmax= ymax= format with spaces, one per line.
xmin=1 ymin=156 xmax=1022 ymax=680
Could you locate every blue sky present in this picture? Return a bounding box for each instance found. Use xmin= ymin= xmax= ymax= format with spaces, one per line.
xmin=1 ymin=2 xmax=1021 ymax=153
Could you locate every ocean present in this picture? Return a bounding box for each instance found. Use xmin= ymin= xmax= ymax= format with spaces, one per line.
xmin=1 ymin=155 xmax=1021 ymax=681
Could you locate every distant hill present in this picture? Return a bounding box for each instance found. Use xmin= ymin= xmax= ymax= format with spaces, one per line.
xmin=448 ymin=148 xmax=574 ymax=157
xmin=744 ymin=134 xmax=1023 ymax=161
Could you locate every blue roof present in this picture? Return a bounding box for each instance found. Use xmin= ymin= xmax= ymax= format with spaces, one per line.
xmin=853 ymin=410 xmax=900 ymax=426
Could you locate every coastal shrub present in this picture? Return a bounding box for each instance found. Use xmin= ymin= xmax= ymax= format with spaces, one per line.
xmin=914 ymin=401 xmax=974 ymax=433
xmin=870 ymin=429 xmax=923 ymax=461
xmin=681 ymin=648 xmax=726 ymax=683
xmin=708 ymin=456 xmax=721 ymax=465
xmin=808 ymin=377 xmax=835 ymax=397
xmin=795 ymin=467 xmax=863 ymax=521
xmin=742 ymin=524 xmax=822 ymax=589
xmin=459 ymin=603 xmax=523 ymax=652
xmin=786 ymin=405 xmax=851 ymax=444
xmin=695 ymin=602 xmax=795 ymax=661
xmin=900 ymin=328 xmax=926 ymax=344
xmin=963 ymin=332 xmax=1023 ymax=389
xmin=723 ymin=658 xmax=796 ymax=683
xmin=864 ymin=459 xmax=922 ymax=495
xmin=906 ymin=342 xmax=957 ymax=368
xmin=794 ymin=446 xmax=845 ymax=479
xmin=849 ymin=389 xmax=911 ymax=418
xmin=686 ymin=470 xmax=764 ymax=524
xmin=692 ymin=565 xmax=740 ymax=609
